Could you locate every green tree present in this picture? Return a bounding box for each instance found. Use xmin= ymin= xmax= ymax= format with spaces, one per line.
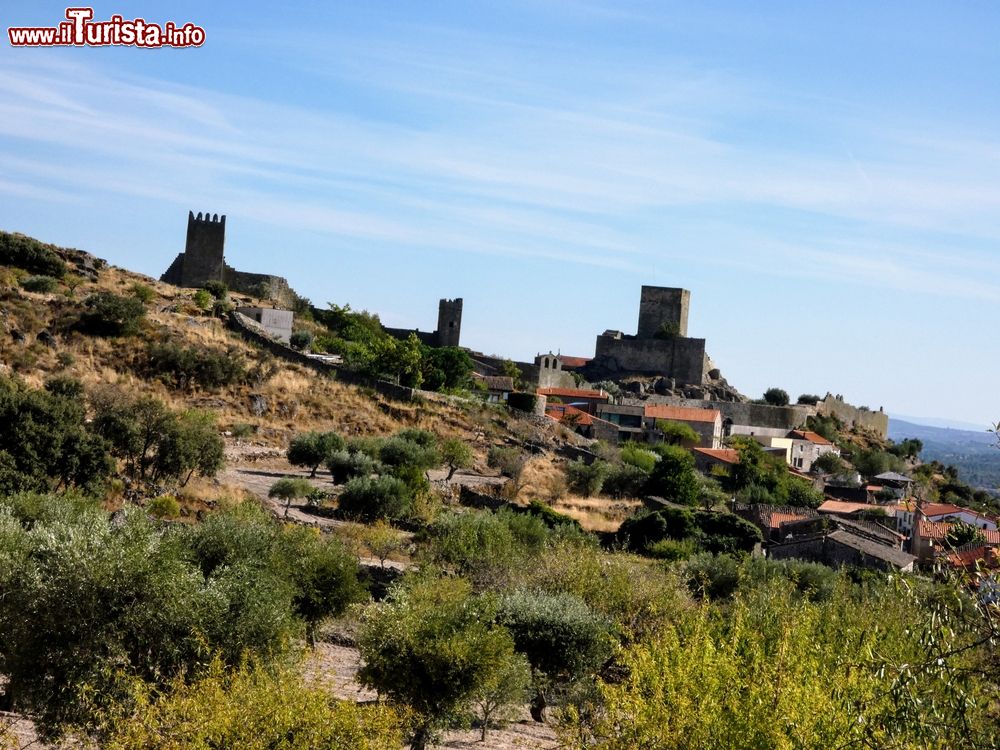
xmin=763 ymin=387 xmax=790 ymax=406
xmin=497 ymin=589 xmax=612 ymax=722
xmin=287 ymin=430 xmax=345 ymax=477
xmin=945 ymin=520 xmax=984 ymax=549
xmin=422 ymin=347 xmax=475 ymax=391
xmin=357 ymin=575 xmax=523 ymax=750
xmin=192 ymin=288 xmax=212 ymax=311
xmin=289 ymin=329 xmax=314 ymax=350
xmin=269 ymin=477 xmax=315 ymax=519
xmin=646 ymin=444 xmax=699 ymax=505
xmin=655 ymin=419 xmax=701 ymax=447
xmin=566 ymin=459 xmax=610 ymax=497
xmin=440 ymin=437 xmax=473 ymax=480
xmin=338 ymin=476 xmax=412 ymax=522
xmin=326 ymin=449 xmax=381 ymax=484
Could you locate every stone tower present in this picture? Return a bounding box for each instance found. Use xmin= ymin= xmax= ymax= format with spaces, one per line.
xmin=636 ymin=286 xmax=690 ymax=339
xmin=183 ymin=211 xmax=226 ymax=283
xmin=436 ymin=298 xmax=463 ymax=347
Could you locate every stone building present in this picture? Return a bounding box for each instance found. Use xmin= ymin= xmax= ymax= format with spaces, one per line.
xmin=235 ymin=306 xmax=293 ymax=343
xmin=161 ymin=211 xmax=296 ymax=307
xmin=383 ymin=298 xmax=463 ymax=348
xmin=582 ymin=286 xmax=709 ymax=385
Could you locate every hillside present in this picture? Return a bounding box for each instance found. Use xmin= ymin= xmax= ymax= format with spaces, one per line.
xmin=889 ymin=418 xmax=1000 ymax=491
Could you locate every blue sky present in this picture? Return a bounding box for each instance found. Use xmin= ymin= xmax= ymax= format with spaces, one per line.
xmin=2 ymin=1 xmax=1000 ymax=426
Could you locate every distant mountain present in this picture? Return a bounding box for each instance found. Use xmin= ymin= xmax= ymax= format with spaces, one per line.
xmin=889 ymin=418 xmax=1000 ymax=491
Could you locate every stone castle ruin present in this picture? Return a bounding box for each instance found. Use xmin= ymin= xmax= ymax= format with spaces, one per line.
xmin=583 ymin=285 xmax=711 ymax=385
xmin=161 ymin=211 xmax=296 ymax=307
xmin=383 ymin=297 xmax=463 ymax=348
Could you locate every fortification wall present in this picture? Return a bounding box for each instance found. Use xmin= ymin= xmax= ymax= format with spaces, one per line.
xmin=817 ymin=395 xmax=888 ymax=437
xmin=591 ymin=335 xmax=707 ymax=384
xmin=635 ymin=395 xmax=815 ymax=432
xmin=224 ymin=267 xmax=296 ymax=308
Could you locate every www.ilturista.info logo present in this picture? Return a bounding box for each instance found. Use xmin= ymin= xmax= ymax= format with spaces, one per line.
xmin=8 ymin=7 xmax=205 ymax=48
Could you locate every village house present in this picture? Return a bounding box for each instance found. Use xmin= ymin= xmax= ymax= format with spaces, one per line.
xmin=786 ymin=429 xmax=839 ymax=472
xmin=536 ymin=386 xmax=610 ymax=415
xmin=644 ymin=404 xmax=723 ymax=448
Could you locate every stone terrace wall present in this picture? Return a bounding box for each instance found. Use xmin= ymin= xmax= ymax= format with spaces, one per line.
xmin=817 ymin=395 xmax=888 ymax=438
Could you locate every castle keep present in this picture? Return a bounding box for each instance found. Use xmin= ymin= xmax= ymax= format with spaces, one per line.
xmin=161 ymin=211 xmax=296 ymax=307
xmin=383 ymin=297 xmax=464 ymax=348
xmin=584 ymin=285 xmax=709 ymax=385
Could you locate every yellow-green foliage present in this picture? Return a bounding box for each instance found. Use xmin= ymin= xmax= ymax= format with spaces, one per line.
xmin=101 ymin=656 xmax=405 ymax=750
xmin=565 ymin=576 xmax=999 ymax=749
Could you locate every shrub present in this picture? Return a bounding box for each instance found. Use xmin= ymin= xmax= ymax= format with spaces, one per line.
xmin=646 ymin=444 xmax=699 ymax=505
xmin=763 ymin=387 xmax=790 ymax=406
xmin=289 ymin=329 xmax=314 ymax=350
xmin=100 ymin=656 xmax=403 ymax=750
xmin=654 ymin=420 xmax=700 ymax=447
xmin=326 ymin=449 xmax=380 ymax=484
xmin=487 ymin=446 xmax=528 ymax=486
xmin=565 ymin=459 xmax=609 ymax=497
xmin=19 ymin=275 xmax=59 ymax=293
xmin=203 ymin=280 xmax=228 ymax=299
xmin=0 ymin=231 xmax=67 ymax=277
xmin=620 ymin=443 xmax=657 ymax=473
xmin=602 ymin=462 xmax=649 ymax=499
xmin=144 ymin=341 xmax=247 ymax=390
xmin=192 ymin=289 xmax=212 ymax=310
xmin=523 ymin=500 xmax=583 ymax=532
xmin=645 ymin=537 xmax=698 ymax=561
xmin=130 ymin=282 xmax=155 ymax=304
xmin=78 ymin=292 xmax=146 ymax=336
xmin=230 ymin=422 xmax=257 ymax=438
xmin=358 ymin=576 xmax=523 ymax=750
xmin=797 ymin=393 xmax=822 ymax=405
xmin=812 ymin=451 xmax=847 ymax=474
xmin=507 ymin=392 xmax=537 ymax=413
xmin=338 ymin=476 xmax=412 ymax=522
xmin=148 ymin=495 xmax=181 ymax=519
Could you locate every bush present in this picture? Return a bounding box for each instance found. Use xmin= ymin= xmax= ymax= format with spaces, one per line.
xmin=338 ymin=476 xmax=412 ymax=522
xmin=487 ymin=446 xmax=528 ymax=486
xmin=268 ymin=477 xmax=314 ymax=518
xmin=763 ymin=387 xmax=790 ymax=406
xmin=565 ymin=459 xmax=609 ymax=497
xmin=0 ymin=231 xmax=67 ymax=277
xmin=602 ymin=462 xmax=649 ymax=499
xmin=148 ymin=495 xmax=181 ymax=519
xmin=19 ymin=275 xmax=59 ymax=293
xmin=812 ymin=451 xmax=847 ymax=474
xmin=646 ymin=444 xmax=699 ymax=505
xmin=523 ymin=500 xmax=583 ymax=532
xmin=358 ymin=576 xmax=524 ymax=750
xmin=645 ymin=537 xmax=698 ymax=561
xmin=203 ymin=280 xmax=228 ymax=299
xmin=326 ymin=449 xmax=380 ymax=484
xmin=78 ymin=292 xmax=147 ymax=336
xmin=144 ymin=341 xmax=247 ymax=390
xmin=620 ymin=443 xmax=657 ymax=473
xmin=797 ymin=393 xmax=822 ymax=405
xmin=192 ymin=289 xmax=212 ymax=310
xmin=100 ymin=656 xmax=403 ymax=750
xmin=379 ymin=436 xmax=440 ymax=473
xmin=289 ymin=329 xmax=314 ymax=350
xmin=424 ymin=510 xmax=532 ymax=588
xmin=130 ymin=282 xmax=155 ymax=304
xmin=507 ymin=392 xmax=537 ymax=413
xmin=654 ymin=420 xmax=700 ymax=447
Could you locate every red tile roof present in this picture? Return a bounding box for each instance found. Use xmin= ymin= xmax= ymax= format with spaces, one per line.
xmin=557 ymin=355 xmax=591 ymax=368
xmin=537 ymin=387 xmax=608 ymax=400
xmin=769 ymin=512 xmax=809 ymax=529
xmin=546 ymin=404 xmax=595 ymax=426
xmin=645 ymin=405 xmax=721 ymax=424
xmin=788 ymin=429 xmax=833 ymax=446
xmin=916 ymin=520 xmax=1000 ymax=545
xmin=942 ymin=546 xmax=1000 ymax=570
xmin=692 ymin=448 xmax=739 ymax=464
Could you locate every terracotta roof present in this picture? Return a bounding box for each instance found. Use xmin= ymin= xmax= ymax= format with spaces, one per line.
xmin=692 ymin=448 xmax=739 ymax=464
xmin=818 ymin=500 xmax=878 ymax=516
xmin=557 ymin=355 xmax=591 ymax=368
xmin=537 ymin=387 xmax=608 ymax=400
xmin=917 ymin=520 xmax=949 ymax=540
xmin=546 ymin=404 xmax=594 ymax=426
xmin=787 ymin=429 xmax=833 ymax=446
xmin=942 ymin=546 xmax=1000 ymax=570
xmin=919 ymin=503 xmax=968 ymax=518
xmin=644 ymin=404 xmax=721 ymax=424
xmin=769 ymin=511 xmax=810 ymax=529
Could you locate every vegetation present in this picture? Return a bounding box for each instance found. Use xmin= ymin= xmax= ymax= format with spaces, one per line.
xmin=19 ymin=274 xmax=59 ymax=293
xmin=646 ymin=444 xmax=700 ymax=505
xmin=0 ymin=231 xmax=67 ymax=277
xmin=338 ymin=475 xmax=412 ymax=522
xmin=269 ymin=477 xmax=314 ymax=518
xmin=78 ymin=291 xmax=147 ymax=336
xmin=440 ymin=437 xmax=473 ymax=480
xmin=358 ymin=575 xmax=524 ymax=750
xmin=618 ymin=507 xmax=762 ymax=558
xmin=288 ymin=430 xmax=346 ymax=477
xmin=144 ymin=340 xmax=248 ymax=390
xmin=655 ymin=419 xmax=700 ymax=447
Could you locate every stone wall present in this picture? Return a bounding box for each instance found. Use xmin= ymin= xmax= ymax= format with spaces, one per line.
xmin=589 ymin=334 xmax=707 ymax=384
xmin=817 ymin=395 xmax=888 ymax=438
xmin=224 ymin=267 xmax=296 ymax=308
xmin=635 ymin=395 xmax=814 ymax=433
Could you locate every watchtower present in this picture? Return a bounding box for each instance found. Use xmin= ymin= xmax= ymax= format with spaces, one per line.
xmin=182 ymin=211 xmax=226 ymax=284
xmin=436 ymin=298 xmax=463 ymax=348
xmin=636 ymin=286 xmax=690 ymax=339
